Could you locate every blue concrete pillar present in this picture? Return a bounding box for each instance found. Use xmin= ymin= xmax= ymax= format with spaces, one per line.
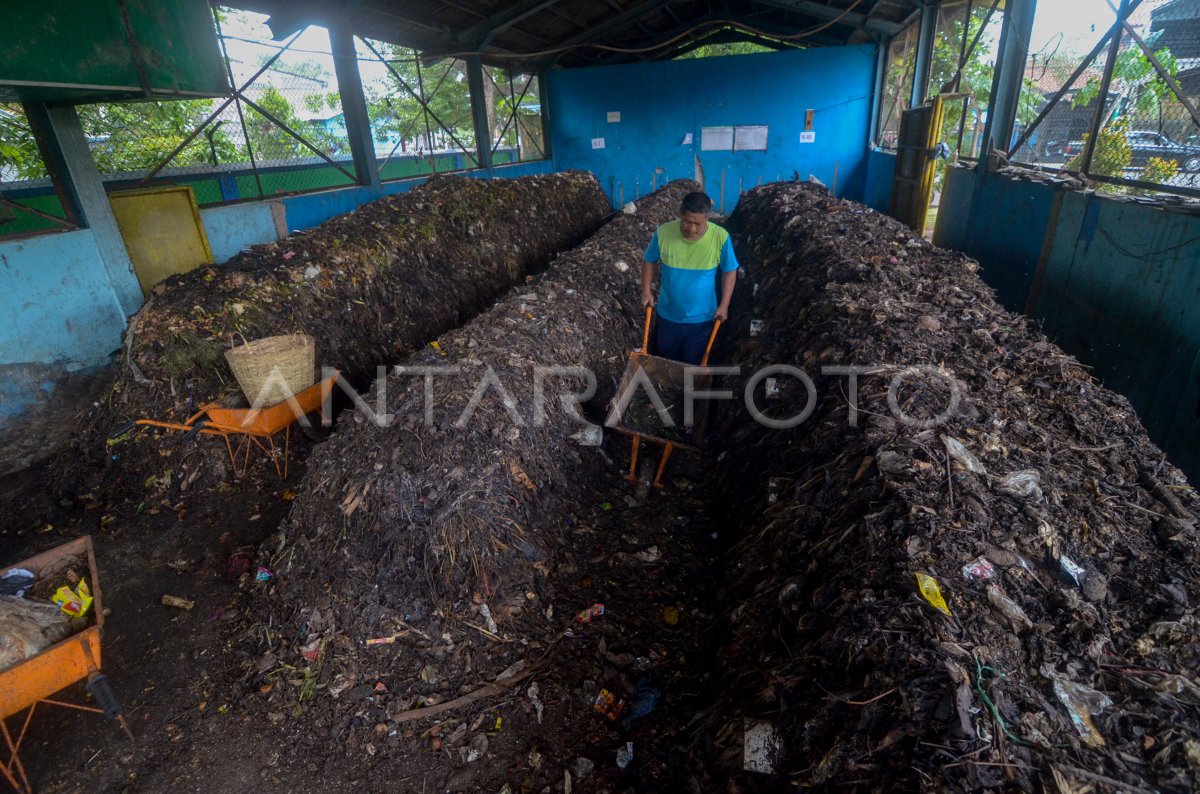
xmin=24 ymin=102 xmax=142 ymax=318
xmin=984 ymin=0 xmax=1036 ymax=157
xmin=910 ymin=2 xmax=938 ymax=109
xmin=538 ymin=66 xmax=553 ymax=162
xmin=330 ymin=25 xmax=381 ymax=190
xmin=466 ymin=56 xmax=494 ymax=170
xmin=869 ymin=39 xmax=888 ymax=147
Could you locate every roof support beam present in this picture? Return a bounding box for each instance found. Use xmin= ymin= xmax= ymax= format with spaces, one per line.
xmin=909 ymin=1 xmax=937 ymax=107
xmin=458 ymin=0 xmax=565 ymax=48
xmin=749 ymin=0 xmax=902 ymax=37
xmin=655 ymin=27 xmax=800 ymax=60
xmin=605 ymin=13 xmax=835 ymax=65
xmin=557 ymin=0 xmax=678 ymax=49
xmin=330 ymin=23 xmax=379 ymax=188
xmin=465 ymin=56 xmax=494 ymax=170
xmin=981 ymin=0 xmax=1036 ymax=161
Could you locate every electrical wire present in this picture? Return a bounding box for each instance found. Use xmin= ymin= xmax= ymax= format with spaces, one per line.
xmin=1099 ymin=227 xmax=1200 ymax=260
xmin=427 ymin=0 xmax=867 ymax=60
xmin=973 ymin=657 xmax=1031 ymax=747
xmin=220 ymin=1 xmax=869 ymax=65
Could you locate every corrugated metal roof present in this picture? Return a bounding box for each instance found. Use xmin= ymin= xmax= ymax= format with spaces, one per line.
xmin=1150 ymin=0 xmax=1200 ymax=24
xmin=232 ymin=0 xmax=921 ymax=69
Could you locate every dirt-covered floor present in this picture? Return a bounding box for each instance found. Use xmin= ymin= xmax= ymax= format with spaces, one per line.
xmin=2 ymin=436 xmax=730 ymax=793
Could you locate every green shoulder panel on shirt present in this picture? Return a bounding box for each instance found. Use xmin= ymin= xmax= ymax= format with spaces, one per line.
xmin=657 ymin=221 xmax=729 ymax=271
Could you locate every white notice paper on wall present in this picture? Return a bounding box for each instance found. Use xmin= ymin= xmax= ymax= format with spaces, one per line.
xmin=700 ymin=126 xmax=734 ymax=151
xmin=607 ymin=111 xmax=621 ymax=123
xmin=682 ymin=132 xmax=693 ymax=145
xmin=592 ymin=138 xmax=606 ymax=149
xmin=800 ymin=131 xmax=816 ymax=143
xmin=734 ymin=125 xmax=769 ymax=151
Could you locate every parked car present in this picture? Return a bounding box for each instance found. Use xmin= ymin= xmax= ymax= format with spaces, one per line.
xmin=1127 ymin=130 xmax=1200 ymax=172
xmin=1061 ymin=140 xmax=1086 ymax=161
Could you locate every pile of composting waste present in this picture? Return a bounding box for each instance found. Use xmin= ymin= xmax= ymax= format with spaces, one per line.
xmin=223 ymin=182 xmax=698 ymax=751
xmin=706 ymin=181 xmax=1200 ymax=791
xmin=55 ymin=172 xmax=610 ymax=499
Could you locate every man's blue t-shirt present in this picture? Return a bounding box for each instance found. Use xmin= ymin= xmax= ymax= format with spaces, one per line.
xmin=644 ymin=220 xmax=739 ymax=324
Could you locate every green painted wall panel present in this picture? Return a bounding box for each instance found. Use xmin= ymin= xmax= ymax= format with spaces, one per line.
xmin=0 ymin=0 xmax=226 ymax=102
xmin=937 ymin=168 xmax=1200 ymax=484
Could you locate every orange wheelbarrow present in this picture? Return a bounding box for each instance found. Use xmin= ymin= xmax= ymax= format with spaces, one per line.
xmin=0 ymin=536 xmax=131 ymax=793
xmin=111 ymin=371 xmax=341 ymax=479
xmin=605 ymin=308 xmax=720 ymax=489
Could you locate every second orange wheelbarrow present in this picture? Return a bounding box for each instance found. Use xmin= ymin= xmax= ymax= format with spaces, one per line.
xmin=605 ymin=308 xmax=720 ymax=489
xmin=111 ymin=371 xmax=341 ymax=479
xmin=0 ymin=536 xmax=131 ymax=793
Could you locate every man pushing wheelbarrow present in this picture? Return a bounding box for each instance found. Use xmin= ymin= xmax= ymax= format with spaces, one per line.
xmin=640 ymin=191 xmax=739 ymax=364
xmin=605 ymin=191 xmax=740 ymax=490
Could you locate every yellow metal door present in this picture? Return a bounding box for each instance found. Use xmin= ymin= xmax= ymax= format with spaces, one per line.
xmin=889 ymin=95 xmax=946 ymax=235
xmin=109 ymin=186 xmax=214 ymax=296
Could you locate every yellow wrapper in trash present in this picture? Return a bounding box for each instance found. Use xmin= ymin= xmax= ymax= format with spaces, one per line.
xmin=915 ymin=573 xmax=951 ymax=616
xmin=53 ymin=578 xmax=94 ymax=618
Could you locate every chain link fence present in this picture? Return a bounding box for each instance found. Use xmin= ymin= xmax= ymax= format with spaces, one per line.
xmin=483 ymin=66 xmax=546 ymax=165
xmin=1009 ymin=0 xmax=1200 ymax=198
xmin=356 ymin=38 xmax=480 ymax=178
xmin=877 ymin=26 xmax=918 ymax=149
xmin=0 ymin=104 xmax=74 ymax=239
xmin=3 ymin=5 xmax=553 ymax=232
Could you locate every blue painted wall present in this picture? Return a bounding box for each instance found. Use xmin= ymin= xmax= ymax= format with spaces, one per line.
xmin=200 ymin=201 xmax=283 ymax=264
xmin=547 ymin=45 xmax=878 ymax=212
xmin=935 ymin=167 xmax=1200 ymax=484
xmin=863 ymin=149 xmax=896 ymax=213
xmin=0 ymin=228 xmax=128 ymax=368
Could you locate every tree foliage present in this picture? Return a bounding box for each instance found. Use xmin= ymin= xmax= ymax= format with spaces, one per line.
xmin=1065 ymin=115 xmax=1131 ymax=177
xmin=245 ymin=83 xmax=343 ymax=162
xmin=0 ymin=105 xmax=47 ymax=181
xmin=1 ymin=56 xmax=348 ymax=180
xmin=880 ymin=6 xmax=1040 ymax=155
xmin=675 ymin=39 xmax=775 ymax=60
xmin=1138 ymin=155 xmax=1178 ymax=187
xmin=362 ymin=44 xmax=476 ymax=153
xmin=1074 ymin=42 xmax=1179 ymax=120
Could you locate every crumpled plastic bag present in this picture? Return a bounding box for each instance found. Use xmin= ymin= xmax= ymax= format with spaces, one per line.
xmin=941 ymin=435 xmax=987 ymax=475
xmin=1049 ymin=674 xmax=1113 ymax=747
xmin=0 ymin=595 xmax=72 ymax=670
xmin=995 ymin=470 xmax=1043 ymax=502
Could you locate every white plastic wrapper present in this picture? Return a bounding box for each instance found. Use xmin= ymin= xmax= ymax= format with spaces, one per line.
xmin=995 ymin=469 xmax=1043 ymax=502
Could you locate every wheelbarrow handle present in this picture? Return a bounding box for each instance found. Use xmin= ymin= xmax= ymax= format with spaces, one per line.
xmin=109 ymin=421 xmax=138 ymax=440
xmin=182 ymin=420 xmax=209 ymax=441
xmin=699 ymin=319 xmax=722 ymax=367
xmin=640 ymin=307 xmax=722 ymax=364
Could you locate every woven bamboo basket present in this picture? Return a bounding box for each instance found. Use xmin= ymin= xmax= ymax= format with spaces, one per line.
xmin=224 ymin=334 xmax=315 ymax=407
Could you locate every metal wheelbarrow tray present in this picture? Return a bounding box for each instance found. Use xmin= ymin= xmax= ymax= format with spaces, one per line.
xmin=605 ymin=308 xmax=720 ymax=488
xmin=0 ymin=536 xmax=130 ymax=792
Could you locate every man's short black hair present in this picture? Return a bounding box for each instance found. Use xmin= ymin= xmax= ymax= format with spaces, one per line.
xmin=680 ymin=191 xmax=713 ymax=215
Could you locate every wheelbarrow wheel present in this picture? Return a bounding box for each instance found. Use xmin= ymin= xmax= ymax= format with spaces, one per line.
xmin=298 ymin=411 xmax=330 ymax=442
xmin=634 ymin=458 xmax=655 ymax=501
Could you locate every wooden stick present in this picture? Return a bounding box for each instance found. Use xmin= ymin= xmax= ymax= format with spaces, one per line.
xmin=390 ymin=659 xmax=546 ymax=724
xmin=463 ymin=621 xmax=513 ymax=643
xmin=1057 ymin=764 xmax=1158 ymax=794
xmin=1141 ymin=469 xmax=1194 ymax=521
